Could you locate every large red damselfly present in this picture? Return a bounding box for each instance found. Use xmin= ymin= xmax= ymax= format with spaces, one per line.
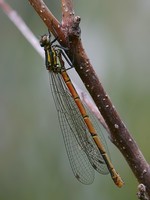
xmin=40 ymin=33 xmax=124 ymax=187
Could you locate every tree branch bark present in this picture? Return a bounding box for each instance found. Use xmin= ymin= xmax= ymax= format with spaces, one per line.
xmin=28 ymin=0 xmax=150 ymax=197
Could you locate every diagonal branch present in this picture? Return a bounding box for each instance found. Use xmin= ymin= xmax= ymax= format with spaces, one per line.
xmin=2 ymin=0 xmax=149 ymax=197
xmin=28 ymin=0 xmax=150 ymax=196
xmin=2 ymin=0 xmax=150 ymax=196
xmin=28 ymin=0 xmax=59 ymax=34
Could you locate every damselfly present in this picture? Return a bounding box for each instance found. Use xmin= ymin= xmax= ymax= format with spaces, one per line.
xmin=40 ymin=33 xmax=124 ymax=187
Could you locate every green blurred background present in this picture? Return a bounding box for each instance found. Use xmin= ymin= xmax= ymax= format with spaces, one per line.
xmin=0 ymin=0 xmax=150 ymax=199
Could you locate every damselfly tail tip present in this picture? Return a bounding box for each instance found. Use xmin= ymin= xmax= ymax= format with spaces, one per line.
xmin=113 ymin=174 xmax=124 ymax=188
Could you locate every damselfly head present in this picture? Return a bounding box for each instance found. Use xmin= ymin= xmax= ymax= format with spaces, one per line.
xmin=40 ymin=34 xmax=50 ymax=47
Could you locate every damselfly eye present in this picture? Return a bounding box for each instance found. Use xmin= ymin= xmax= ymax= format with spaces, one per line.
xmin=40 ymin=35 xmax=50 ymax=47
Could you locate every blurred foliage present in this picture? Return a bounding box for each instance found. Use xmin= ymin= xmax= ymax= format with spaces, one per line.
xmin=0 ymin=0 xmax=150 ymax=199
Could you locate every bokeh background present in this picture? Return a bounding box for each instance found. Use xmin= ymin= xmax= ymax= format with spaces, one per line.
xmin=0 ymin=0 xmax=150 ymax=199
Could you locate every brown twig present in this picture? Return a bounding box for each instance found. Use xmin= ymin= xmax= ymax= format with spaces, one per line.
xmin=28 ymin=0 xmax=150 ymax=196
xmin=28 ymin=0 xmax=59 ymax=34
xmin=2 ymin=0 xmax=150 ymax=196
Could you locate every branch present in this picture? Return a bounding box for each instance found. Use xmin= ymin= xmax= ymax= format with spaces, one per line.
xmin=28 ymin=0 xmax=150 ymax=196
xmin=2 ymin=0 xmax=150 ymax=196
xmin=28 ymin=0 xmax=59 ymax=35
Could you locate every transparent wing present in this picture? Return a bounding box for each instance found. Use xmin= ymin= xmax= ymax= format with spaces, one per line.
xmin=49 ymin=71 xmax=109 ymax=184
xmin=50 ymin=72 xmax=95 ymax=184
